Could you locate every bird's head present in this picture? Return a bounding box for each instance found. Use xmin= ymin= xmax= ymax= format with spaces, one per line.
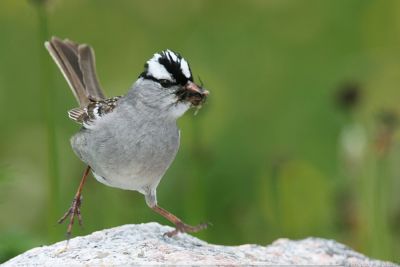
xmin=137 ymin=50 xmax=208 ymax=118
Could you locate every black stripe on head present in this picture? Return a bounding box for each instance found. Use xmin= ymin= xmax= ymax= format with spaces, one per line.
xmin=158 ymin=50 xmax=193 ymax=85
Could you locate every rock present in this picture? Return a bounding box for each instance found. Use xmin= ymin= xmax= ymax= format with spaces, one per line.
xmin=3 ymin=223 xmax=398 ymax=266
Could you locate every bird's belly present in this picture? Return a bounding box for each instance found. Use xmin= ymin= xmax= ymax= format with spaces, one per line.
xmin=91 ymin=170 xmax=155 ymax=194
xmin=90 ymin=146 xmax=178 ymax=193
xmin=72 ymin=124 xmax=180 ymax=194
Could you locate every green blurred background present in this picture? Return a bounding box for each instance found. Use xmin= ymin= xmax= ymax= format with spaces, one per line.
xmin=1 ymin=0 xmax=400 ymax=263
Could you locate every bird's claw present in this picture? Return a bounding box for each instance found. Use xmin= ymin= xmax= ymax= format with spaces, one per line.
xmin=164 ymin=221 xmax=209 ymax=237
xmin=58 ymin=195 xmax=84 ymax=238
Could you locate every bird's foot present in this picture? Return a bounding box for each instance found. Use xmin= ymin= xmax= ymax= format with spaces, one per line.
xmin=58 ymin=195 xmax=83 ymax=239
xmin=164 ymin=221 xmax=209 ymax=237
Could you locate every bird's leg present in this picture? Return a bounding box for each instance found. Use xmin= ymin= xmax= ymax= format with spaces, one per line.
xmin=151 ymin=205 xmax=209 ymax=237
xmin=58 ymin=166 xmax=91 ymax=239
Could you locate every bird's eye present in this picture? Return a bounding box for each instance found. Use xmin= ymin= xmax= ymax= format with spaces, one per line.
xmin=159 ymin=79 xmax=173 ymax=88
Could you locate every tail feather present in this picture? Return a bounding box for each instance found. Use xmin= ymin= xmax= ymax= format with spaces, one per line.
xmin=78 ymin=44 xmax=105 ymax=101
xmin=45 ymin=37 xmax=88 ymax=107
xmin=45 ymin=36 xmax=106 ymax=107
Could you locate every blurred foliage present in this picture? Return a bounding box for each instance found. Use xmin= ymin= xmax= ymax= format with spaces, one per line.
xmin=0 ymin=0 xmax=400 ymax=263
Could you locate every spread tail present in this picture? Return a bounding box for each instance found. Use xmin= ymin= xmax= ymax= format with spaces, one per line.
xmin=45 ymin=36 xmax=106 ymax=107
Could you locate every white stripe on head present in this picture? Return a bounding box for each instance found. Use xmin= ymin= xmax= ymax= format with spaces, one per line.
xmin=166 ymin=50 xmax=178 ymax=62
xmin=180 ymin=58 xmax=191 ymax=78
xmin=147 ymin=53 xmax=174 ymax=80
xmin=165 ymin=49 xmax=191 ymax=79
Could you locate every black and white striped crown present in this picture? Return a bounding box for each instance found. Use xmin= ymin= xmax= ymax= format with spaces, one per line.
xmin=140 ymin=50 xmax=193 ymax=86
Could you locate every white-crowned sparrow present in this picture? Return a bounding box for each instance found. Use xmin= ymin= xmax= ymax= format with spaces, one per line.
xmin=45 ymin=37 xmax=209 ymax=238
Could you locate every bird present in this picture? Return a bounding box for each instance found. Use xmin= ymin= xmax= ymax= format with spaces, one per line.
xmin=45 ymin=37 xmax=209 ymax=238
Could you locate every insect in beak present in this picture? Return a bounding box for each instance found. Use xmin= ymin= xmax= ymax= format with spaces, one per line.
xmin=184 ymin=81 xmax=209 ymax=106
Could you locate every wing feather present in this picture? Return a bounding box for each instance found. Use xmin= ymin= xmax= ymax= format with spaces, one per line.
xmin=68 ymin=96 xmax=122 ymax=127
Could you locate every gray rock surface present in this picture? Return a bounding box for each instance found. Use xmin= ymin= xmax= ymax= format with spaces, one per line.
xmin=3 ymin=222 xmax=398 ymax=266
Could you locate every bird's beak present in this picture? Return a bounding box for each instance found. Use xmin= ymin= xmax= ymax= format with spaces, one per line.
xmin=183 ymin=81 xmax=209 ymax=106
xmin=184 ymin=81 xmax=209 ymax=105
xmin=185 ymin=81 xmax=209 ymax=97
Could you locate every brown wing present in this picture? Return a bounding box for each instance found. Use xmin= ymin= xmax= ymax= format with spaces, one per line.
xmin=68 ymin=96 xmax=122 ymax=127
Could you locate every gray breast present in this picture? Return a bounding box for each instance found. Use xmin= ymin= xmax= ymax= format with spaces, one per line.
xmin=70 ymin=110 xmax=180 ymax=192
